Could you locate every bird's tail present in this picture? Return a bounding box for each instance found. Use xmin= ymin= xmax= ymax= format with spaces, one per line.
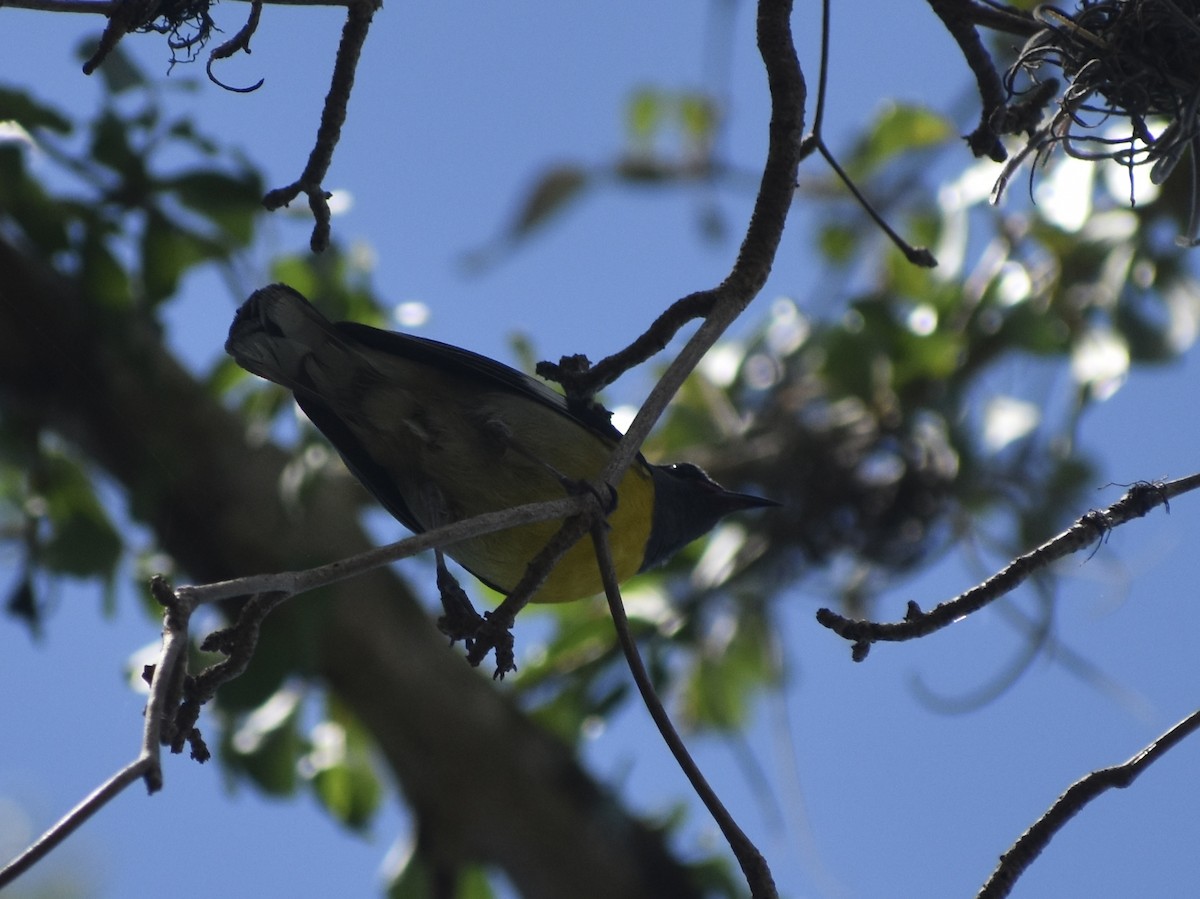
xmin=226 ymin=284 xmax=358 ymax=396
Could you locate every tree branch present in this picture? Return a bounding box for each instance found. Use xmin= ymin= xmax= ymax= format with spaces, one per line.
xmin=593 ymin=524 xmax=779 ymax=899
xmin=540 ymin=0 xmax=807 ymax=405
xmin=0 ymin=758 xmax=153 ymax=890
xmin=262 ymin=0 xmax=378 ymax=251
xmin=0 ymin=0 xmax=361 ymax=14
xmin=978 ymin=708 xmax=1200 ymax=899
xmin=925 ymin=0 xmax=1011 ymax=161
xmin=816 ymin=476 xmax=1200 ymax=659
xmin=467 ymin=0 xmax=809 ymax=672
xmin=179 ymin=495 xmax=581 ymax=607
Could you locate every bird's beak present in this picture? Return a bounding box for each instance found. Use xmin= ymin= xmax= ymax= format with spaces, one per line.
xmin=717 ymin=489 xmax=780 ymax=512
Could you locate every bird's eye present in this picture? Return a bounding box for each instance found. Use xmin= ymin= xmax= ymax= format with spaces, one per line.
xmin=669 ymin=462 xmax=712 ymax=483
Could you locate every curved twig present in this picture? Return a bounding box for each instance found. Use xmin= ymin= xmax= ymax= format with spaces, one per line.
xmin=804 ymin=0 xmax=936 ymax=268
xmin=926 ymin=0 xmax=1010 ymax=160
xmin=592 ymin=523 xmax=778 ymax=898
xmin=205 ymin=0 xmax=265 ymax=93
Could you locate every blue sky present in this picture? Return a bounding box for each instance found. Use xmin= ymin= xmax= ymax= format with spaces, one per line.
xmin=4 ymin=3 xmax=1200 ymax=897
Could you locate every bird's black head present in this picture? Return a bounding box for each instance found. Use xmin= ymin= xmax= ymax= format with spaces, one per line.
xmin=641 ymin=462 xmax=777 ymax=571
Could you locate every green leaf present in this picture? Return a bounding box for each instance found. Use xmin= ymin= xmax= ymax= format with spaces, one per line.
xmin=678 ymin=92 xmax=718 ymax=144
xmin=36 ymin=453 xmax=122 ymax=581
xmin=892 ymin=329 xmax=964 ymax=386
xmin=0 ymin=87 xmax=72 ymax=134
xmin=270 ymin=255 xmax=321 ymax=298
xmin=626 ymin=87 xmax=665 ymax=143
xmin=6 ymin=576 xmax=41 ymax=637
xmin=141 ymin=212 xmax=217 ymax=305
xmin=166 ymin=117 xmax=220 ymax=155
xmin=76 ymin=39 xmax=147 ymax=95
xmin=308 ymin=696 xmax=383 ymax=831
xmin=388 ymin=856 xmax=435 ymax=899
xmin=388 ymin=859 xmax=496 ymax=899
xmin=91 ymin=109 xmax=143 ymax=177
xmin=224 ymin=688 xmax=305 ymax=796
xmin=679 ymin=608 xmax=777 ymax=730
xmin=0 ymin=145 xmax=72 ymax=253
xmin=1116 ymin=285 xmax=1181 ymax=363
xmin=848 ymin=103 xmax=953 ymax=178
xmin=509 ymin=165 xmax=590 ymax=237
xmin=817 ymin=221 xmax=860 ymax=265
xmin=311 ymin=761 xmax=381 ymax=831
xmin=455 ymin=868 xmax=497 ymax=899
xmin=80 ymin=230 xmax=133 ymax=309
xmin=165 ymin=169 xmax=264 ymax=246
xmin=989 ymin=301 xmax=1071 ymax=356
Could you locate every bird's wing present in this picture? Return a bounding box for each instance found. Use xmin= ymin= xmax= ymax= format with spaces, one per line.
xmin=334 ymin=320 xmax=626 ymax=444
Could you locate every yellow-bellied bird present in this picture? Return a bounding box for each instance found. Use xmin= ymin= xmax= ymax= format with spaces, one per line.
xmin=226 ymin=284 xmax=773 ymax=602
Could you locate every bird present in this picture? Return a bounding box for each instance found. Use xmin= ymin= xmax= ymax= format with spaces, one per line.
xmin=225 ymin=283 xmax=774 ymax=603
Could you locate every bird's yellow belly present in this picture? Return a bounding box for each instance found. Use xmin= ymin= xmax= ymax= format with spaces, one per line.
xmin=448 ymin=463 xmax=654 ymax=602
xmin=360 ymin=381 xmax=656 ymax=602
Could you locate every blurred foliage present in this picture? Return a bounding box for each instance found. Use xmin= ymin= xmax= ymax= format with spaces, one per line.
xmin=387 ymin=857 xmax=496 ymax=899
xmin=4 ymin=22 xmax=1200 ymax=899
xmin=219 ymin=684 xmax=383 ymax=831
xmin=462 ymin=84 xmax=731 ymax=270
xmin=514 ymin=100 xmax=1200 ymax=732
xmin=1 ymin=43 xmax=261 ymax=635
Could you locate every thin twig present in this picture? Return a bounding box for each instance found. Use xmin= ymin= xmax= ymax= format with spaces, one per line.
xmin=591 ymin=524 xmax=778 ymax=899
xmin=925 ymin=0 xmax=1009 ymax=161
xmin=817 ymin=475 xmax=1200 ymax=659
xmin=978 ymin=708 xmax=1200 ymax=899
xmin=814 ymin=141 xmax=938 ymax=267
xmin=0 ymin=0 xmax=354 ymax=9
xmin=963 ymin=0 xmax=1039 ymax=37
xmin=176 ymin=495 xmax=582 ymax=607
xmin=0 ymin=0 xmax=113 ymax=11
xmin=0 ymin=758 xmax=154 ymax=889
xmin=811 ymin=0 xmax=831 ymax=140
xmin=206 ymin=0 xmax=265 ymax=93
xmin=602 ymin=0 xmax=806 ymax=486
xmin=537 ymin=290 xmax=718 ymax=400
xmin=0 ymin=576 xmax=200 ymax=889
xmin=797 ymin=0 xmax=937 ymax=268
xmin=262 ymin=0 xmax=378 ymax=250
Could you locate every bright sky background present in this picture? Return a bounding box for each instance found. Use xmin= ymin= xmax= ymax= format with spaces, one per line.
xmin=4 ymin=3 xmax=1200 ymax=898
